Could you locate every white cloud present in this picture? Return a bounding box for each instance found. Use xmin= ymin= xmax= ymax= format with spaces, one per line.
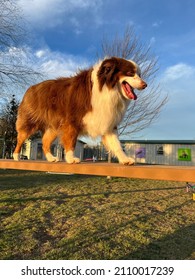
xmin=148 ymin=62 xmax=195 ymax=139
xmin=35 ymin=50 xmax=46 ymax=58
xmin=0 ymin=45 xmax=91 ymax=100
xmin=162 ymin=63 xmax=195 ymax=81
xmin=4 ymin=46 xmax=85 ymax=79
xmin=152 ymin=21 xmax=162 ymax=28
xmin=17 ymin=0 xmax=103 ymax=30
xmin=6 ymin=46 xmax=90 ymax=78
xmin=35 ymin=48 xmax=90 ymax=77
xmin=160 ymin=63 xmax=195 ymax=106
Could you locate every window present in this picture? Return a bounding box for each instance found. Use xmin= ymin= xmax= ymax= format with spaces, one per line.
xmin=156 ymin=145 xmax=164 ymax=155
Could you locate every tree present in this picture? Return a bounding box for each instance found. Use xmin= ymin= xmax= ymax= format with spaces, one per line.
xmin=0 ymin=0 xmax=40 ymax=100
xmin=0 ymin=95 xmax=19 ymax=158
xmin=99 ymin=26 xmax=168 ymax=137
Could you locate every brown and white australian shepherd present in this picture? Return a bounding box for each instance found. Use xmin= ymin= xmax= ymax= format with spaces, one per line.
xmin=13 ymin=57 xmax=147 ymax=164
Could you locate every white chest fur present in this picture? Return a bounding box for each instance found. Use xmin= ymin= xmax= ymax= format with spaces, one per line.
xmin=82 ymin=65 xmax=129 ymax=138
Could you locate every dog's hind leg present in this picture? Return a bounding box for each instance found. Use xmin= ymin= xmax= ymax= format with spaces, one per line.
xmin=13 ymin=113 xmax=37 ymax=160
xmin=13 ymin=130 xmax=29 ymax=160
xmin=42 ymin=128 xmax=59 ymax=162
xmin=13 ymin=127 xmax=34 ymax=161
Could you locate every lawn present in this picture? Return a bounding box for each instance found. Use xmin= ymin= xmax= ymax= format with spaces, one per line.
xmin=0 ymin=169 xmax=194 ymax=260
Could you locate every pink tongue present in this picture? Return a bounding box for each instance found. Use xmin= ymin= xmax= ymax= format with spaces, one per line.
xmin=123 ymin=83 xmax=137 ymax=100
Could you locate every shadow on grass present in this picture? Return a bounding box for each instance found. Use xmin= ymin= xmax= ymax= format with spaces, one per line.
xmin=43 ymin=202 xmax=194 ymax=260
xmin=121 ymin=223 xmax=195 ymax=260
xmin=0 ymin=184 xmax=185 ymax=204
xmin=2 ymin=170 xmax=193 ymax=260
xmin=0 ymin=171 xmax=91 ymax=190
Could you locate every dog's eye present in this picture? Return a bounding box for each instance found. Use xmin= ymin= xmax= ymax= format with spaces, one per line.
xmin=127 ymin=71 xmax=135 ymax=77
xmin=105 ymin=67 xmax=111 ymax=74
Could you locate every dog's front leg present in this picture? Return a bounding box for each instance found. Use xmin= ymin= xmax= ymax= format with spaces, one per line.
xmin=102 ymin=129 xmax=135 ymax=165
xmin=60 ymin=124 xmax=80 ymax=164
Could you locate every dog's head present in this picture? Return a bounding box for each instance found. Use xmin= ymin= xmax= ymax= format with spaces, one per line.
xmin=97 ymin=57 xmax=147 ymax=100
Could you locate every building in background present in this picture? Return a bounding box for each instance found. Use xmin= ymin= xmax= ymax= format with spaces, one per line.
xmin=2 ymin=138 xmax=195 ymax=166
xmin=83 ymin=142 xmax=107 ymax=161
xmin=122 ymin=140 xmax=195 ymax=166
xmin=20 ymin=138 xmax=86 ymax=161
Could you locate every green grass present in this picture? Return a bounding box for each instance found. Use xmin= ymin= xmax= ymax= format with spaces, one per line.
xmin=0 ymin=169 xmax=195 ymax=260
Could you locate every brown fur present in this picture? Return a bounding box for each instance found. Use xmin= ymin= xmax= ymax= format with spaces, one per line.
xmin=97 ymin=57 xmax=137 ymax=90
xmin=14 ymin=69 xmax=93 ymax=158
xmin=14 ymin=57 xmax=147 ymax=164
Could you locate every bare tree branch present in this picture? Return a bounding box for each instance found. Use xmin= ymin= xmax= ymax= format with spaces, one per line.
xmin=0 ymin=0 xmax=41 ymax=99
xmin=0 ymin=0 xmax=25 ymax=49
xmin=99 ymin=25 xmax=168 ymax=137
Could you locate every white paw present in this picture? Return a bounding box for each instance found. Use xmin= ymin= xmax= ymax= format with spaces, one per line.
xmin=66 ymin=156 xmax=80 ymax=164
xmin=119 ymin=157 xmax=135 ymax=165
xmin=46 ymin=153 xmax=60 ymax=162
xmin=65 ymin=150 xmax=80 ymax=164
xmin=13 ymin=153 xmax=20 ymax=161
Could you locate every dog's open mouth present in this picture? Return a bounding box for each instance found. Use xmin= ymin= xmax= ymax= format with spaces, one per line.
xmin=122 ymin=81 xmax=137 ymax=100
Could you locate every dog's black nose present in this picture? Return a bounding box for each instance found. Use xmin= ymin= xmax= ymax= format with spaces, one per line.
xmin=142 ymin=81 xmax=147 ymax=89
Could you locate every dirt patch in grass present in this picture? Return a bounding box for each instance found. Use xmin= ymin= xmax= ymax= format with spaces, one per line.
xmin=0 ymin=169 xmax=194 ymax=259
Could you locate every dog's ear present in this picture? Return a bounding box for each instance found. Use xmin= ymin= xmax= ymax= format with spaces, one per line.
xmin=101 ymin=60 xmax=115 ymax=74
xmin=97 ymin=57 xmax=119 ymax=90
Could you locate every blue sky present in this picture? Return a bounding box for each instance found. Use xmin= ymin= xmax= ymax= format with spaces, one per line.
xmin=15 ymin=0 xmax=195 ymax=140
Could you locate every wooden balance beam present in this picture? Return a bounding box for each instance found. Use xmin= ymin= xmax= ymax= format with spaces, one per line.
xmin=0 ymin=159 xmax=195 ymax=182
